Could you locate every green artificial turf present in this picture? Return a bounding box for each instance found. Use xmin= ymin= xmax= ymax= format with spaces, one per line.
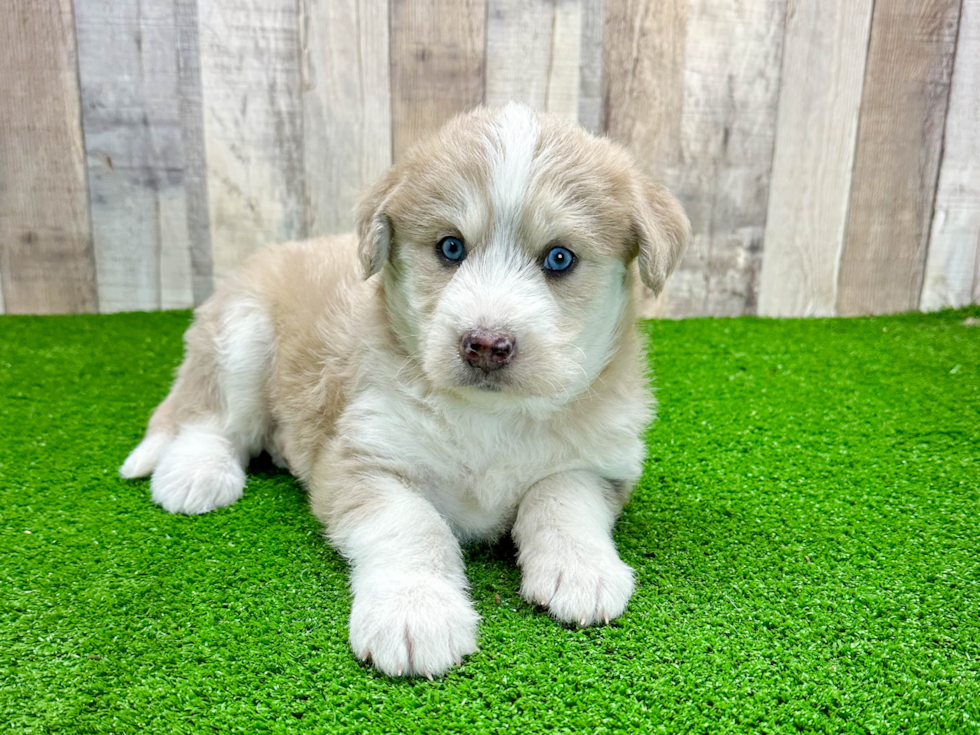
xmin=1 ymin=307 xmax=978 ymax=734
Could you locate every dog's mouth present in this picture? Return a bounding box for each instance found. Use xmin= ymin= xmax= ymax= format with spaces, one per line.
xmin=456 ymin=365 xmax=508 ymax=392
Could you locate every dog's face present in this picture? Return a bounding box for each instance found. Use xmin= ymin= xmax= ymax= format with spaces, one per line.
xmin=356 ymin=104 xmax=689 ymax=406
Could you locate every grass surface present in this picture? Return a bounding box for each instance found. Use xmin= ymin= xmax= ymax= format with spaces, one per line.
xmin=1 ymin=308 xmax=978 ymax=734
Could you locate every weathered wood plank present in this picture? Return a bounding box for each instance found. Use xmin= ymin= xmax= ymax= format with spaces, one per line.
xmin=604 ymin=0 xmax=786 ymax=318
xmin=603 ymin=0 xmax=684 ymax=315
xmin=390 ymin=0 xmax=487 ymax=161
xmin=486 ymin=0 xmax=557 ymax=112
xmin=549 ymin=1 xmax=584 ymax=121
xmin=0 ymin=0 xmax=98 ymax=314
xmin=921 ymin=0 xmax=980 ymax=311
xmin=486 ymin=0 xmax=581 ymax=122
xmin=578 ymin=0 xmax=604 ymax=132
xmin=300 ymin=0 xmax=391 ymax=236
xmin=837 ymin=0 xmax=961 ymax=316
xmin=603 ymin=0 xmax=686 ymax=186
xmin=75 ymin=0 xmax=194 ymax=312
xmin=174 ymin=0 xmax=214 ymax=305
xmin=197 ymin=0 xmax=306 ymax=285
xmin=976 ymin=220 xmax=980 ymax=304
xmin=758 ymin=0 xmax=874 ymax=316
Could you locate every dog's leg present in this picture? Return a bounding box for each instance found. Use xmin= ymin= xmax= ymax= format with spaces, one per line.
xmin=312 ymin=464 xmax=479 ymax=678
xmin=124 ymin=295 xmax=274 ymax=515
xmin=513 ymin=471 xmax=635 ymax=626
xmin=149 ymin=424 xmax=247 ymax=514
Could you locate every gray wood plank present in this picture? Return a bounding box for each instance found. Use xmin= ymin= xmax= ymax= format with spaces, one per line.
xmin=75 ymin=0 xmax=195 ymax=312
xmin=921 ymin=0 xmax=980 ymax=310
xmin=0 ymin=0 xmax=98 ymax=314
xmin=197 ymin=0 xmax=306 ymax=285
xmin=175 ymin=0 xmax=214 ymax=305
xmin=838 ymin=0 xmax=961 ymax=316
xmin=604 ymin=0 xmax=787 ymax=318
xmin=758 ymin=0 xmax=874 ymax=316
xmin=300 ymin=0 xmax=392 ymax=236
xmin=486 ymin=0 xmax=581 ymax=122
xmin=390 ymin=0 xmax=488 ymax=161
xmin=578 ymin=0 xmax=604 ymax=132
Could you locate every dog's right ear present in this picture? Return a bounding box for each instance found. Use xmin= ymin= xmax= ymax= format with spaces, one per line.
xmin=354 ymin=167 xmax=401 ymax=278
xmin=631 ymin=176 xmax=690 ymax=296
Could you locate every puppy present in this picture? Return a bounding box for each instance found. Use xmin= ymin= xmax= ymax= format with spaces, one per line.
xmin=120 ymin=103 xmax=689 ymax=678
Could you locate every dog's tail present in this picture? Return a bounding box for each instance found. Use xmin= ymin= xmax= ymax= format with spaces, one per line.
xmin=118 ymin=391 xmax=180 ymax=479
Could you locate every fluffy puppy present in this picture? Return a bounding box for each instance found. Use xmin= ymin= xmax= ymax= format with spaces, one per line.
xmin=120 ymin=103 xmax=689 ymax=678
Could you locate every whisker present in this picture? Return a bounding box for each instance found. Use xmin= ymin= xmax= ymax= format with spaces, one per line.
xmin=393 ymin=358 xmax=414 ymax=383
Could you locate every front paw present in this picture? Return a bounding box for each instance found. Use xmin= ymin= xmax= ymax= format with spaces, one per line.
xmin=349 ymin=572 xmax=479 ymax=678
xmin=520 ymin=543 xmax=635 ymax=626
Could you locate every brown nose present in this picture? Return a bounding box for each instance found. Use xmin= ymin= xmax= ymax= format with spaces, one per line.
xmin=459 ymin=329 xmax=516 ymax=372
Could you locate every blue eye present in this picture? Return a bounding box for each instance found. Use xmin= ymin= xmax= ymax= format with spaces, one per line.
xmin=543 ymin=246 xmax=575 ymax=273
xmin=439 ymin=236 xmax=466 ymax=263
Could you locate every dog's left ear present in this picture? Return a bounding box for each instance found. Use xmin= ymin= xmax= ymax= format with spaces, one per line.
xmin=631 ymin=176 xmax=690 ymax=296
xmin=354 ymin=167 xmax=401 ymax=279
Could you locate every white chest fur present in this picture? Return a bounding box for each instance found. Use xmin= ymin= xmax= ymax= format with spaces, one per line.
xmin=337 ymin=382 xmax=646 ymax=541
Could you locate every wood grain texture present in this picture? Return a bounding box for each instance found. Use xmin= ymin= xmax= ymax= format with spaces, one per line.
xmin=197 ymin=0 xmax=306 ymax=285
xmin=603 ymin=0 xmax=686 ymax=180
xmin=486 ymin=0 xmax=582 ymax=121
xmin=0 ymin=0 xmax=98 ymax=314
xmin=602 ymin=0 xmax=685 ymax=318
xmin=578 ymin=0 xmax=604 ymax=131
xmin=3 ymin=0 xmax=974 ymax=318
xmin=390 ymin=0 xmax=487 ymax=161
xmin=301 ymin=0 xmax=392 ymax=236
xmin=174 ymin=0 xmax=214 ymax=305
xmin=758 ymin=0 xmax=874 ymax=316
xmin=838 ymin=0 xmax=961 ymax=316
xmin=921 ymin=0 xmax=980 ymax=310
xmin=548 ymin=0 xmax=583 ymax=121
xmin=605 ymin=0 xmax=786 ymax=318
xmin=75 ymin=0 xmax=194 ymax=312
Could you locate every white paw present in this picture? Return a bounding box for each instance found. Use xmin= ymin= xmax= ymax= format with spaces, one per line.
xmin=120 ymin=433 xmax=172 ymax=479
xmin=520 ymin=543 xmax=635 ymax=626
xmin=149 ymin=427 xmax=245 ymax=514
xmin=349 ymin=572 xmax=479 ymax=678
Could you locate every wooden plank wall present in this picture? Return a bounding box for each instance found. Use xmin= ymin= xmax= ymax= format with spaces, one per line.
xmin=196 ymin=0 xmax=307 ymax=286
xmin=301 ymin=0 xmax=391 ymax=237
xmin=390 ymin=0 xmax=487 ymax=160
xmin=759 ymin=0 xmax=875 ymax=317
xmin=0 ymin=0 xmax=98 ymax=314
xmin=74 ymin=0 xmax=196 ymax=311
xmin=921 ymin=0 xmax=980 ymax=310
xmin=605 ymin=0 xmax=787 ymax=318
xmin=836 ymin=0 xmax=961 ymax=316
xmin=1 ymin=0 xmax=979 ymax=316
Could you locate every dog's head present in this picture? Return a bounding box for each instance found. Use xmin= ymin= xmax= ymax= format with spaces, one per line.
xmin=355 ymin=104 xmax=689 ymax=407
